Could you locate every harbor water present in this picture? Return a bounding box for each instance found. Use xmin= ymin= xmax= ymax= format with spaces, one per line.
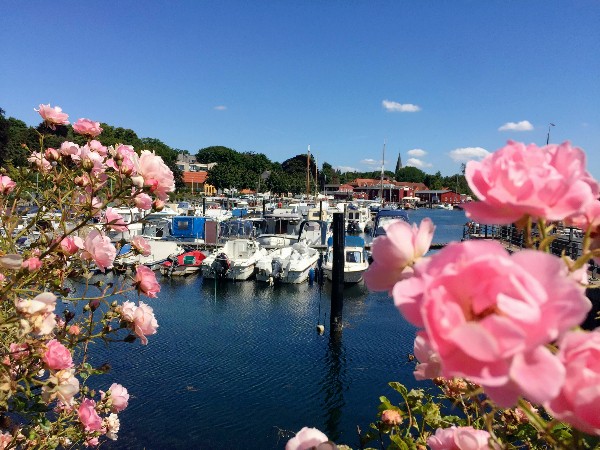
xmin=94 ymin=208 xmax=467 ymax=449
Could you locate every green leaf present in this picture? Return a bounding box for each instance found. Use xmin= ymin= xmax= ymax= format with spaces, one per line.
xmin=389 ymin=382 xmax=408 ymax=396
xmin=388 ymin=434 xmax=410 ymax=450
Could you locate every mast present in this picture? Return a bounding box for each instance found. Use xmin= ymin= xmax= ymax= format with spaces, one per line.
xmin=306 ymin=145 xmax=311 ymax=200
xmin=314 ymin=154 xmax=318 ymax=198
xmin=379 ymin=140 xmax=386 ymax=202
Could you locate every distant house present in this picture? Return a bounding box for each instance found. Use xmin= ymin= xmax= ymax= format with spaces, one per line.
xmin=414 ymin=189 xmax=461 ymax=205
xmin=182 ymin=171 xmax=216 ymax=195
xmin=176 ymin=154 xmax=216 ymax=173
xmin=348 ymin=178 xmax=428 ymax=202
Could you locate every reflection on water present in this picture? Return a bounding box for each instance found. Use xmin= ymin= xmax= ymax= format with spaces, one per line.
xmin=90 ymin=209 xmax=467 ymax=449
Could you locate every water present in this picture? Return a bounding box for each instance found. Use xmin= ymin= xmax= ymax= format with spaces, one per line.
xmin=92 ymin=209 xmax=466 ymax=449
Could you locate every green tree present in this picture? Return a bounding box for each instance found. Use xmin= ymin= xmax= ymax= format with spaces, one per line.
xmin=396 ymin=166 xmax=426 ymax=183
xmin=0 ymin=108 xmax=10 ymax=166
xmin=196 ymin=146 xmax=242 ymax=165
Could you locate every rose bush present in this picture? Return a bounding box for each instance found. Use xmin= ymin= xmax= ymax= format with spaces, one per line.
xmin=0 ymin=103 xmax=173 ymax=448
xmin=288 ymin=141 xmax=600 ymax=449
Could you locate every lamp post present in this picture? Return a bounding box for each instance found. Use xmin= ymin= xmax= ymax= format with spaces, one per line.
xmin=546 ymin=123 xmax=555 ymax=145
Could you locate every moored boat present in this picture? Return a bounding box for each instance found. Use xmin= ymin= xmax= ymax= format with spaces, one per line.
xmin=201 ymin=239 xmax=268 ymax=281
xmin=160 ymin=249 xmax=207 ymax=277
xmin=255 ymin=241 xmax=320 ymax=284
xmin=322 ymin=235 xmax=369 ymax=284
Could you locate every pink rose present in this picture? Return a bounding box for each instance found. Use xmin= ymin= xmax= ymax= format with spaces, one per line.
xmin=413 ymin=332 xmax=441 ymax=380
xmin=28 ymin=151 xmax=52 ymax=172
xmin=89 ymin=139 xmax=108 ymax=156
xmin=107 ymin=144 xmax=137 ymax=176
xmin=15 ymin=292 xmax=56 ymax=316
xmin=42 ymin=368 xmax=79 ymax=405
xmin=102 ymin=207 xmax=129 ymax=232
xmin=0 ymin=431 xmax=12 ymax=449
xmin=134 ymin=192 xmax=153 ymax=210
xmin=132 ymin=301 xmax=159 ymax=345
xmin=22 ymin=257 xmax=42 ymax=271
xmin=464 ymin=141 xmax=600 ymax=224
xmin=120 ymin=301 xmax=137 ymax=322
xmin=0 ymin=175 xmax=16 ymax=195
xmin=131 ymin=235 xmax=152 ymax=256
xmin=137 ymin=150 xmax=175 ymax=201
xmin=80 ymin=229 xmax=116 ymax=272
xmin=108 ymin=383 xmax=129 ymax=412
xmin=134 ymin=265 xmax=160 ymax=298
xmin=545 ymin=330 xmax=600 ymax=435
xmin=60 ymin=237 xmax=80 ymax=255
xmin=43 ymin=339 xmax=73 ymax=370
xmin=15 ymin=292 xmax=57 ymax=335
xmin=286 ymin=427 xmax=328 ymax=450
xmin=394 ymin=240 xmax=591 ymax=407
xmin=72 ymin=118 xmax=103 ymax=137
xmin=78 ymin=398 xmax=103 ymax=432
xmin=35 ymin=103 xmax=69 ymax=129
xmin=9 ymin=342 xmax=30 ymax=361
xmin=364 ymin=218 xmax=434 ymax=292
xmin=60 ymin=141 xmax=80 ymax=157
xmin=381 ymin=409 xmax=402 ymax=426
xmin=428 ymin=426 xmax=498 ymax=450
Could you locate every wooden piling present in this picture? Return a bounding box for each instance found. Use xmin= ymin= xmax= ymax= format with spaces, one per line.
xmin=330 ymin=212 xmax=345 ymax=333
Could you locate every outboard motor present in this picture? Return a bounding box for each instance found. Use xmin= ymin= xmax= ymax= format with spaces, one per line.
xmin=212 ymin=253 xmax=231 ymax=278
xmin=347 ymin=220 xmax=360 ymax=234
xmin=271 ymin=257 xmax=284 ymax=280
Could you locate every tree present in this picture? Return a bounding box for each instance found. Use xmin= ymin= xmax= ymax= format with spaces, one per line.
xmin=396 ymin=166 xmax=426 ymax=183
xmin=196 ymin=146 xmax=241 ymax=165
xmin=0 ymin=108 xmax=10 ymax=166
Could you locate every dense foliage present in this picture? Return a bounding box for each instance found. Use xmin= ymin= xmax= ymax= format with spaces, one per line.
xmin=0 ymin=109 xmax=184 ymax=191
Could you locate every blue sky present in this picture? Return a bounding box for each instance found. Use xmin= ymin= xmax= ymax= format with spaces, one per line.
xmin=2 ymin=1 xmax=599 ymax=177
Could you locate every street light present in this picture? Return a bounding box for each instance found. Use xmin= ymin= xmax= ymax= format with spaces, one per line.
xmin=546 ymin=123 xmax=555 ymax=145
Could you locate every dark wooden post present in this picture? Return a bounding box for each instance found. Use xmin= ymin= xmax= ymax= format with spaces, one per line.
xmin=202 ymin=197 xmax=206 ymax=216
xmin=330 ymin=212 xmax=345 ymax=333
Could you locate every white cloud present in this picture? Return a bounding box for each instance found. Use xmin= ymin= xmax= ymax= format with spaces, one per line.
xmin=336 ymin=165 xmax=359 ymax=173
xmin=407 ymin=148 xmax=427 ymax=157
xmin=213 ymin=105 xmax=227 ymax=111
xmin=382 ymin=100 xmax=421 ymax=113
xmin=498 ymin=120 xmax=533 ymax=131
xmin=406 ymin=158 xmax=432 ymax=168
xmin=360 ymin=158 xmax=381 ymax=166
xmin=449 ymin=147 xmax=490 ymax=162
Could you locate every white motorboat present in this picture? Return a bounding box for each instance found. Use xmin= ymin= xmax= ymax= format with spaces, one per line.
xmin=345 ymin=205 xmax=370 ymax=234
xmin=201 ymin=239 xmax=268 ymax=281
xmin=115 ymin=239 xmax=184 ymax=271
xmin=322 ymin=236 xmax=369 ymax=284
xmin=255 ymin=242 xmax=320 ymax=284
xmin=256 ymin=208 xmax=303 ymax=249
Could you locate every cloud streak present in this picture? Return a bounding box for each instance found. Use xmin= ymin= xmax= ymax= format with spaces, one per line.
xmin=382 ymin=100 xmax=421 ymax=113
xmin=407 ymin=148 xmax=427 ymax=157
xmin=449 ymin=147 xmax=490 ymax=162
xmin=213 ymin=105 xmax=227 ymax=111
xmin=361 ymin=158 xmax=381 ymax=166
xmin=336 ymin=165 xmax=359 ymax=173
xmin=406 ymin=158 xmax=432 ymax=168
xmin=498 ymin=120 xmax=533 ymax=131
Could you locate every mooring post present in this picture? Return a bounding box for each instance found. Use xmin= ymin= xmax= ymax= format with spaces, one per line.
xmin=202 ymin=197 xmax=206 ymax=216
xmin=330 ymin=212 xmax=345 ymax=333
xmin=262 ymin=199 xmax=266 ymax=217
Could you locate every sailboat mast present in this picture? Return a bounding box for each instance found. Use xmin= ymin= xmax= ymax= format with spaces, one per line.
xmin=380 ymin=140 xmax=386 ymax=202
xmin=306 ymin=145 xmax=310 ymax=200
